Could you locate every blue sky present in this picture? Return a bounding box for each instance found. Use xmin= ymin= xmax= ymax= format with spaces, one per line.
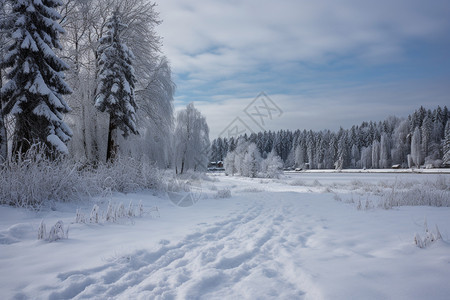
xmin=157 ymin=0 xmax=450 ymax=138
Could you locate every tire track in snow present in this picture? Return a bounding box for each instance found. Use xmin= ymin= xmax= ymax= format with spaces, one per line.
xmin=33 ymin=197 xmax=321 ymax=299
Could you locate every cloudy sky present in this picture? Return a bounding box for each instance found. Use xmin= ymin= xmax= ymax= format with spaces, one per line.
xmin=157 ymin=0 xmax=450 ymax=138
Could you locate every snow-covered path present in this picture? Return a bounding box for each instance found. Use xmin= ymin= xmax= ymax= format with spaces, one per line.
xmin=1 ymin=173 xmax=450 ymax=299
xmin=41 ymin=194 xmax=317 ymax=299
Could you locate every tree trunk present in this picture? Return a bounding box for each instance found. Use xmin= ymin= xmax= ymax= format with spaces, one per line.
xmin=180 ymin=158 xmax=185 ymax=174
xmin=0 ymin=111 xmax=6 ymax=162
xmin=106 ymin=115 xmax=116 ymax=162
xmin=0 ymin=70 xmax=7 ymax=163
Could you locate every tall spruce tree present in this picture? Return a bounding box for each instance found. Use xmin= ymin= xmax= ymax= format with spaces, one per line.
xmin=0 ymin=0 xmax=8 ymax=162
xmin=95 ymin=9 xmax=138 ymax=161
xmin=443 ymin=122 xmax=450 ymax=165
xmin=0 ymin=0 xmax=72 ymax=157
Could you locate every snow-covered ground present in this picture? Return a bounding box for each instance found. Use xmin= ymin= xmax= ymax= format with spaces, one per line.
xmin=1 ymin=172 xmax=450 ymax=299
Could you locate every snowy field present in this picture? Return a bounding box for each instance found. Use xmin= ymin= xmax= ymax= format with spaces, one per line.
xmin=1 ymin=172 xmax=450 ymax=299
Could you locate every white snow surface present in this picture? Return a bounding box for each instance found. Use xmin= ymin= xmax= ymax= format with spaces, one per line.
xmin=1 ymin=172 xmax=450 ymax=299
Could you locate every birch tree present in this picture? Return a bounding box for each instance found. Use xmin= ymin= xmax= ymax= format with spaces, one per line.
xmin=174 ymin=103 xmax=210 ymax=174
xmin=411 ymin=127 xmax=422 ymax=167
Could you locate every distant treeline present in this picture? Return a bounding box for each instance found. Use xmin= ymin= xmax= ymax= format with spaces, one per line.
xmin=210 ymin=106 xmax=450 ymax=169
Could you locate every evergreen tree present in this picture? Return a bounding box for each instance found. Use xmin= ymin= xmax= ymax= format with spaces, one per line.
xmin=95 ymin=9 xmax=138 ymax=161
xmin=432 ymin=106 xmax=445 ymax=143
xmin=1 ymin=0 xmax=72 ymax=156
xmin=443 ymin=122 xmax=450 ymax=165
xmin=213 ymin=106 xmax=448 ymax=170
xmin=391 ymin=119 xmax=409 ymax=167
xmin=0 ymin=0 xmax=8 ymax=162
xmin=306 ymin=130 xmax=315 ymax=169
xmin=315 ymin=132 xmax=324 ymax=168
xmin=228 ymin=137 xmax=236 ymax=152
xmin=421 ymin=115 xmax=432 ymax=158
xmin=336 ymin=131 xmax=349 ymax=169
xmin=209 ymin=139 xmax=218 ymax=162
xmin=216 ymin=137 xmax=224 ymax=161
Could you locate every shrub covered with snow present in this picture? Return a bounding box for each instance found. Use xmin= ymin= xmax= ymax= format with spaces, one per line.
xmin=38 ymin=220 xmax=68 ymax=242
xmin=0 ymin=145 xmax=89 ymax=209
xmin=0 ymin=146 xmax=165 ymax=209
xmin=92 ymin=156 xmax=164 ymax=193
xmin=76 ymin=200 xmax=156 ymax=225
xmin=215 ymin=188 xmax=231 ymax=199
xmin=414 ymin=220 xmax=443 ymax=248
xmin=380 ymin=177 xmax=450 ymax=209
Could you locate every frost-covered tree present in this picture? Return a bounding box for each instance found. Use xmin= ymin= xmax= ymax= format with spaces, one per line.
xmin=0 ymin=0 xmax=8 ymax=162
xmin=210 ymin=106 xmax=449 ymax=170
xmin=351 ymin=144 xmax=360 ymax=168
xmin=306 ymin=130 xmax=315 ymax=169
xmin=224 ymin=151 xmax=236 ymax=176
xmin=233 ymin=137 xmax=249 ymax=175
xmin=174 ymin=103 xmax=210 ymax=174
xmin=59 ymin=0 xmax=164 ymax=163
xmin=391 ymin=119 xmax=409 ymax=167
xmin=216 ymin=137 xmax=225 ymax=161
xmin=361 ymin=145 xmax=372 ymax=169
xmin=421 ymin=115 xmax=432 ymax=159
xmin=371 ymin=140 xmax=380 ymax=169
xmin=380 ymin=133 xmax=391 ymax=168
xmin=224 ymin=141 xmax=263 ymax=178
xmin=294 ymin=139 xmax=306 ymax=169
xmin=1 ymin=0 xmax=72 ymax=156
xmin=443 ymin=122 xmax=450 ymax=165
xmin=95 ymin=9 xmax=138 ymax=161
xmin=411 ymin=127 xmax=422 ymax=167
xmin=242 ymin=143 xmax=261 ymax=178
xmin=337 ymin=131 xmax=349 ymax=169
xmin=132 ymin=56 xmax=175 ymax=167
xmin=260 ymin=150 xmax=283 ymax=178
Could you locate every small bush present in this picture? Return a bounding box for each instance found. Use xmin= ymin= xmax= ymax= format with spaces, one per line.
xmin=289 ymin=179 xmax=306 ymax=186
xmin=333 ymin=194 xmax=342 ymax=202
xmin=38 ymin=220 xmax=68 ymax=242
xmin=89 ymin=204 xmax=100 ymax=223
xmin=215 ymin=188 xmax=231 ymax=199
xmin=48 ymin=220 xmax=68 ymax=242
xmin=37 ymin=220 xmax=46 ymax=240
xmin=75 ymin=209 xmax=86 ymax=223
xmin=414 ymin=220 xmax=442 ymax=248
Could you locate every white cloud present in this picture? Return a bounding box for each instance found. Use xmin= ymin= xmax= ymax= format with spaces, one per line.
xmin=159 ymin=0 xmax=449 ymax=77
xmin=157 ymin=0 xmax=450 ymax=138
